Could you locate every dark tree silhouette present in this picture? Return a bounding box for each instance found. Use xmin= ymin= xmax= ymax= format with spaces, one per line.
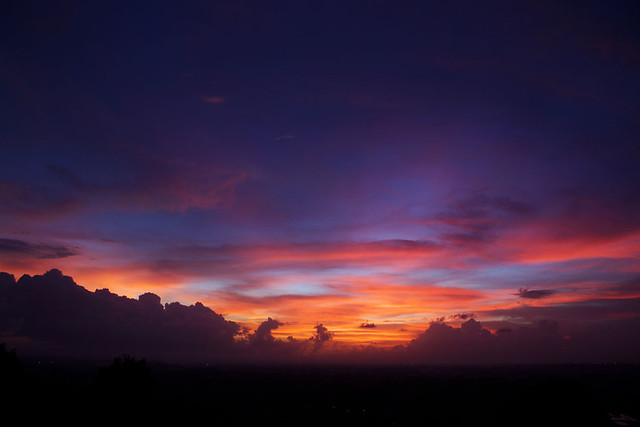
xmin=0 ymin=342 xmax=23 ymax=378
xmin=0 ymin=343 xmax=26 ymax=404
xmin=93 ymin=354 xmax=155 ymax=401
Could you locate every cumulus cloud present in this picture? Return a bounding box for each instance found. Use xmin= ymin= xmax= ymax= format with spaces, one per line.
xmin=2 ymin=269 xmax=638 ymax=365
xmin=0 ymin=272 xmax=15 ymax=287
xmin=403 ymin=314 xmax=640 ymax=364
xmin=309 ymin=324 xmax=333 ymax=343
xmin=249 ymin=317 xmax=284 ymax=346
xmin=405 ymin=318 xmax=567 ymax=364
xmin=0 ymin=269 xmax=239 ymax=362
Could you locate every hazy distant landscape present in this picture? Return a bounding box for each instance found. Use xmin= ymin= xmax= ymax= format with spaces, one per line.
xmin=4 ymin=346 xmax=639 ymax=426
xmin=1 ymin=269 xmax=638 ymax=425
xmin=1 ymin=270 xmax=638 ymax=426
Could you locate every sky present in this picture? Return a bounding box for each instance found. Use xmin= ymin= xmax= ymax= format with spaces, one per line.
xmin=1 ymin=1 xmax=639 ymax=359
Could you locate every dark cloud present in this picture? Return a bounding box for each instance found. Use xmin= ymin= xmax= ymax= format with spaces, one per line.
xmin=486 ymin=297 xmax=640 ymax=326
xmin=1 ymin=159 xmax=248 ymax=219
xmin=309 ymin=324 xmax=333 ymax=343
xmin=517 ymin=288 xmax=557 ymax=299
xmin=0 ymin=180 xmax=79 ymax=218
xmin=0 ymin=238 xmax=77 ymax=259
xmin=405 ymin=318 xmax=569 ymax=364
xmin=0 ymin=269 xmax=239 ymax=362
xmin=408 ymin=311 xmax=640 ymax=364
xmin=430 ymin=192 xmax=537 ymax=247
xmin=452 ymin=312 xmax=475 ymax=320
xmin=2 ymin=269 xmax=638 ymax=364
xmin=0 ymin=272 xmax=16 ymax=287
xmin=249 ymin=317 xmax=284 ymax=346
xmin=549 ymin=186 xmax=640 ymax=243
xmin=145 ymin=239 xmax=443 ymax=280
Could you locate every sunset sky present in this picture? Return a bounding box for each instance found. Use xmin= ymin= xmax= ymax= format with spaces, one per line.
xmin=1 ymin=1 xmax=639 ymax=352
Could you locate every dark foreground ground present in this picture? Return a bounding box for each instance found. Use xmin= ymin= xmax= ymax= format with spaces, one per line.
xmin=2 ymin=352 xmax=639 ymax=426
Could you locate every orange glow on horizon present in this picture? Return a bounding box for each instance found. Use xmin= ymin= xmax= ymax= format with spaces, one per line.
xmin=2 ymin=229 xmax=638 ymax=349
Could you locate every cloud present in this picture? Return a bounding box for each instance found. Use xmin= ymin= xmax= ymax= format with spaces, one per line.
xmin=0 ymin=269 xmax=239 ymax=362
xmin=477 ymin=299 xmax=640 ymax=363
xmin=2 ymin=269 xmax=638 ymax=364
xmin=427 ymin=191 xmax=537 ymax=249
xmin=201 ymin=95 xmax=225 ymax=104
xmin=249 ymin=317 xmax=284 ymax=346
xmin=516 ymin=288 xmax=557 ymax=299
xmin=451 ymin=312 xmax=474 ymax=320
xmin=405 ymin=318 xmax=569 ymax=364
xmin=309 ymin=324 xmax=333 ymax=343
xmin=273 ymin=134 xmax=295 ymax=141
xmin=146 ymin=239 xmax=444 ymax=280
xmin=405 ymin=316 xmax=639 ymax=364
xmin=0 ymin=272 xmax=16 ymax=287
xmin=39 ymin=159 xmax=249 ymax=213
xmin=0 ymin=180 xmax=79 ymax=218
xmin=0 ymin=238 xmax=77 ymax=259
xmin=1 ymin=155 xmax=250 ymax=220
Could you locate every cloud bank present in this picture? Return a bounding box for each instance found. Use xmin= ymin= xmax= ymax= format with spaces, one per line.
xmin=1 ymin=270 xmax=638 ymax=365
xmin=0 ymin=269 xmax=238 ymax=362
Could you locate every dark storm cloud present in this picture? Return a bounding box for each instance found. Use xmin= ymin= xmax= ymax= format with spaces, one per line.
xmin=0 ymin=238 xmax=77 ymax=259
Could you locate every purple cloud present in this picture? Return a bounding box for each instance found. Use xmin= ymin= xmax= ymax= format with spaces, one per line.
xmin=517 ymin=288 xmax=557 ymax=299
xmin=0 ymin=238 xmax=77 ymax=259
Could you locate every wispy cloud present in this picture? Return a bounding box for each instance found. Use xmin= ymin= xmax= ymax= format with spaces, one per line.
xmin=201 ymin=95 xmax=225 ymax=104
xmin=0 ymin=238 xmax=77 ymax=259
xmin=516 ymin=288 xmax=557 ymax=299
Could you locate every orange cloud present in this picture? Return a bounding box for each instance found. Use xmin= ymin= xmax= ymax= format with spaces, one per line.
xmin=192 ymin=277 xmax=495 ymax=346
